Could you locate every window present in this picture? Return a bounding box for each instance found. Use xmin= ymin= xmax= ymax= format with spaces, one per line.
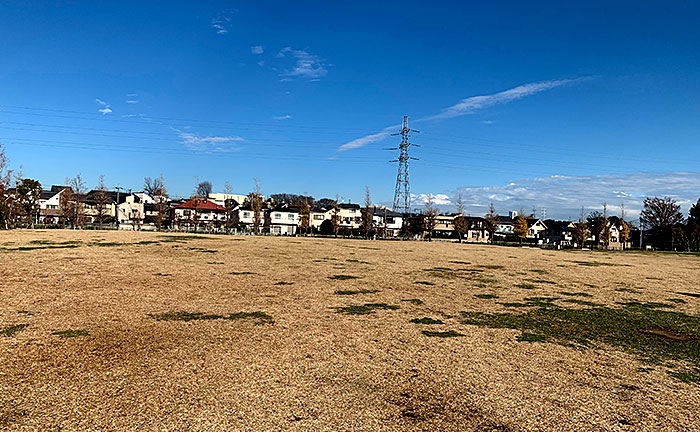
xmin=288 ymin=214 xmax=294 ymax=220
xmin=313 ymin=215 xmax=324 ymax=220
xmin=274 ymin=213 xmax=281 ymax=219
xmin=243 ymin=212 xmax=250 ymax=218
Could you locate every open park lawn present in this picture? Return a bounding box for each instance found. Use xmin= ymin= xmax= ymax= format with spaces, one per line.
xmin=1 ymin=230 xmax=699 ymax=431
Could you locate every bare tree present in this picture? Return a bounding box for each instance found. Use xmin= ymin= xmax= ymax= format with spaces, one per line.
xmin=331 ymin=194 xmax=341 ymax=237
xmin=94 ymin=175 xmax=110 ymax=228
xmin=640 ymin=196 xmax=684 ymax=250
xmin=0 ymin=142 xmax=12 ymax=229
xmin=197 ymin=180 xmax=213 ymax=199
xmin=145 ymin=175 xmax=169 ymax=231
xmin=423 ymin=194 xmax=438 ymax=241
xmin=249 ymin=178 xmax=263 ymax=234
xmin=360 ymin=187 xmax=373 ymax=239
xmin=599 ymin=202 xmax=611 ymax=248
xmin=299 ymin=193 xmax=311 ymax=236
xmin=64 ymin=175 xmax=87 ymax=228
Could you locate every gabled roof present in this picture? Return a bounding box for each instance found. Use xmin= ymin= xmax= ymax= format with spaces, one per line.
xmin=369 ymin=207 xmax=402 ymax=217
xmin=339 ymin=203 xmax=360 ymax=210
xmin=173 ymin=198 xmax=225 ymax=211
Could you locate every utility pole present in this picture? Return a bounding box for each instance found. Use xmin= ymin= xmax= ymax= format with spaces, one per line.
xmin=390 ymin=116 xmax=420 ymax=216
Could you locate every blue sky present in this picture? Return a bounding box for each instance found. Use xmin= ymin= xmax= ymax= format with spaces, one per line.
xmin=1 ymin=1 xmax=699 ymax=220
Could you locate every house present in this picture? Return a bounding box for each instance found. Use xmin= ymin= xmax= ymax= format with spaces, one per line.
xmin=269 ymin=205 xmax=299 ymax=235
xmin=544 ymin=220 xmax=575 ymax=246
xmin=116 ymin=194 xmax=148 ymax=230
xmin=370 ymin=207 xmax=403 ymax=237
xmin=209 ymin=192 xmax=250 ymax=207
xmin=338 ymin=203 xmax=362 ymax=231
xmin=526 ymin=217 xmax=548 ymax=240
xmin=171 ymin=198 xmax=226 ymax=229
xmin=464 ymin=216 xmax=490 ymax=243
xmin=39 ymin=185 xmax=71 ymax=224
xmin=310 ymin=207 xmax=332 ymax=230
xmin=495 ymin=213 xmax=516 ymax=237
xmin=236 ymin=204 xmax=266 ymax=232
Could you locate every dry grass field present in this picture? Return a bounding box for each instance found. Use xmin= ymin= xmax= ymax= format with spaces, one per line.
xmin=1 ymin=230 xmax=699 ymax=431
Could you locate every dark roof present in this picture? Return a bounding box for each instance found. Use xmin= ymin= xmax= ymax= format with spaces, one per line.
xmin=271 ymin=206 xmax=300 ymax=214
xmin=544 ymin=220 xmax=574 ymax=230
xmin=339 ymin=203 xmax=361 ymax=210
xmin=496 ymin=215 xmax=514 ymax=224
xmin=369 ymin=207 xmax=402 ymax=217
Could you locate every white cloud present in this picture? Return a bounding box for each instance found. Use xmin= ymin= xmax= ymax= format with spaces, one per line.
xmin=126 ymin=93 xmax=139 ymax=104
xmin=211 ymin=12 xmax=233 ymax=34
xmin=251 ymin=45 xmax=264 ymax=54
xmin=257 ymin=60 xmax=265 ymax=67
xmin=413 ymin=193 xmax=452 ymax=206
xmin=337 ymin=78 xmax=588 ymax=151
xmin=338 ymin=125 xmax=400 ymax=152
xmin=95 ymin=98 xmax=112 ymax=115
xmin=481 ymin=120 xmax=494 ymax=124
xmin=278 ymin=47 xmax=328 ymax=79
xmin=272 ymin=114 xmax=292 ymax=120
xmin=178 ymin=131 xmax=245 ymax=153
xmin=450 ymin=171 xmax=700 ymax=221
xmin=422 ymin=78 xmax=587 ymax=122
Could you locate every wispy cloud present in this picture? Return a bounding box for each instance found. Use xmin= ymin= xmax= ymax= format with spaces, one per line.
xmin=450 ymin=171 xmax=700 ymax=220
xmin=95 ymin=98 xmax=112 ymax=115
xmin=338 ymin=125 xmax=400 ymax=152
xmin=126 ymin=93 xmax=139 ymax=104
xmin=211 ymin=11 xmax=233 ymax=34
xmin=278 ymin=47 xmax=328 ymax=79
xmin=272 ymin=114 xmax=292 ymax=120
xmin=251 ymin=45 xmax=264 ymax=54
xmin=422 ymin=78 xmax=586 ymax=121
xmin=178 ymin=131 xmax=245 ymax=153
xmin=337 ymin=78 xmax=588 ymax=151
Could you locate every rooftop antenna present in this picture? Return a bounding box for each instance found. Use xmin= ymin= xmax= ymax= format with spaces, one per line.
xmin=389 ymin=116 xmax=420 ymax=216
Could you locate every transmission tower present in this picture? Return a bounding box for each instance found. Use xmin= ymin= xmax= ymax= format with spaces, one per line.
xmin=389 ymin=116 xmax=420 ymax=215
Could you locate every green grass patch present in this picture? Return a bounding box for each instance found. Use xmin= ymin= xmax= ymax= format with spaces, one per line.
xmin=6 ymin=244 xmax=81 ymax=251
xmin=410 ymin=317 xmax=444 ymax=325
xmin=678 ymin=292 xmax=700 ymax=298
xmin=334 ymin=303 xmax=399 ymax=315
xmin=149 ymin=311 xmax=273 ymax=324
xmin=401 ymin=298 xmax=424 ymax=305
xmin=461 ymin=302 xmax=700 ymax=383
xmin=571 ymin=260 xmax=627 ymax=267
xmin=328 ymin=275 xmax=359 ymax=280
xmin=154 ymin=272 xmax=171 ymax=277
xmin=52 ymin=329 xmax=89 ymax=338
xmin=1 ymin=324 xmax=28 ymax=337
xmin=617 ymin=301 xmax=675 ymax=309
xmin=274 ymin=281 xmax=294 ymax=285
xmin=515 ymin=283 xmax=536 ymax=290
xmin=448 ymin=260 xmax=471 ymax=265
xmin=334 ymin=289 xmax=379 ymax=295
xmin=474 ymin=293 xmax=499 ymax=299
xmin=422 ymin=330 xmax=464 ymax=338
xmin=207 ymin=261 xmax=224 ymax=265
xmin=187 ymin=247 xmax=218 ymax=253
xmin=524 ymin=278 xmax=557 ymax=285
xmin=346 ymin=259 xmax=371 ymax=264
xmin=529 ymin=269 xmax=548 ymax=274
xmin=414 ymin=281 xmax=435 ymax=286
xmin=229 ymin=271 xmax=255 ymax=275
xmin=668 ymin=369 xmax=700 ymax=383
xmin=517 ymin=332 xmax=546 ymax=342
xmin=477 ymin=264 xmax=505 ymax=270
xmin=668 ymin=298 xmax=687 ymax=304
xmin=561 ymin=298 xmax=603 ymax=307
xmin=559 ymin=291 xmax=593 ymax=298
